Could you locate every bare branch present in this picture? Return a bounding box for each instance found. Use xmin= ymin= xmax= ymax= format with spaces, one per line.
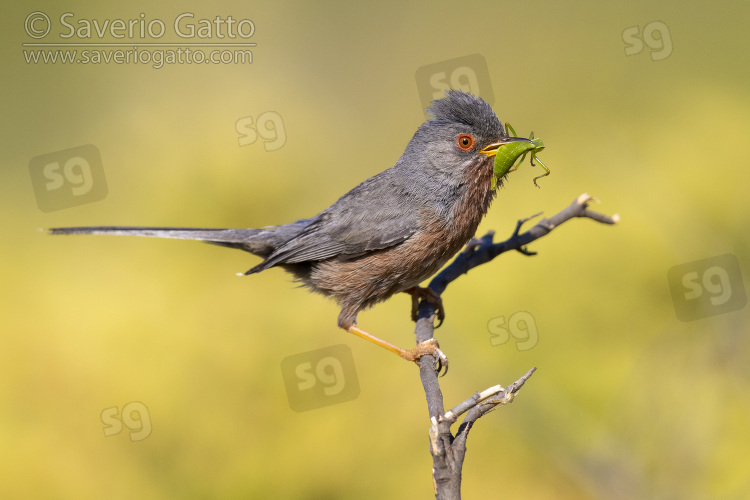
xmin=411 ymin=194 xmax=618 ymax=499
xmin=444 ymin=367 xmax=537 ymax=423
xmin=429 ymin=193 xmax=619 ymax=296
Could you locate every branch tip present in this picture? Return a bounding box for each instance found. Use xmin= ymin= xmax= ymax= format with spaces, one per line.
xmin=509 ymin=367 xmax=537 ymax=395
xmin=521 ymin=211 xmax=544 ymax=224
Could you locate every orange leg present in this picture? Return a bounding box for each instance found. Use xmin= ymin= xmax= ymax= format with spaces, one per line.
xmin=346 ymin=325 xmax=448 ymax=375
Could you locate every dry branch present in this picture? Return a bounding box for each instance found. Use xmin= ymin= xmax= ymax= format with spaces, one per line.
xmin=412 ymin=193 xmax=618 ymax=499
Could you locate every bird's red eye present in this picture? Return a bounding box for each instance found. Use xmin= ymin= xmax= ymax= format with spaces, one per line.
xmin=456 ymin=134 xmax=475 ymax=151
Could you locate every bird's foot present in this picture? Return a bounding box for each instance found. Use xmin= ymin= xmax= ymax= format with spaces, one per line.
xmin=344 ymin=324 xmax=448 ymax=375
xmin=401 ymin=338 xmax=448 ymax=376
xmin=404 ymin=286 xmax=445 ymax=327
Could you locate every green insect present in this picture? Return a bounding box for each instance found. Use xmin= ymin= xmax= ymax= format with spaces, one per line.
xmin=482 ymin=123 xmax=550 ymax=189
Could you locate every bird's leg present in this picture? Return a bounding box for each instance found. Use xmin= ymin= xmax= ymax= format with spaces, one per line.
xmin=343 ymin=323 xmax=448 ymax=375
xmin=404 ymin=286 xmax=445 ymax=326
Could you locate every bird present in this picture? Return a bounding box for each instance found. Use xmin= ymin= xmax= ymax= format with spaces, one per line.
xmin=51 ymin=90 xmax=529 ymax=374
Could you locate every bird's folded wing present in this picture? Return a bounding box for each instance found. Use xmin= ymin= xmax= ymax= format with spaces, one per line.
xmin=248 ymin=178 xmax=420 ymax=272
xmin=252 ymin=211 xmax=417 ymax=271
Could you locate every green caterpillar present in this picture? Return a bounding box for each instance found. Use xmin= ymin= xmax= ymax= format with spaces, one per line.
xmin=484 ymin=123 xmax=550 ymax=189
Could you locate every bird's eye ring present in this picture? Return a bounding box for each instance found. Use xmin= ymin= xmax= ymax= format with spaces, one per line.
xmin=456 ymin=134 xmax=475 ymax=151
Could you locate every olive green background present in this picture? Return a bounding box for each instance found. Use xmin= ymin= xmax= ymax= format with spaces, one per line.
xmin=2 ymin=1 xmax=749 ymax=498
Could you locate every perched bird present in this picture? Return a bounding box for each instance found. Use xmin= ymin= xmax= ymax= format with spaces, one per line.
xmin=51 ymin=90 xmax=528 ymax=373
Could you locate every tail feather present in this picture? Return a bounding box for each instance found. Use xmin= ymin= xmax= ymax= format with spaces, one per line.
xmin=50 ymin=225 xmax=253 ymax=241
xmin=49 ymin=219 xmax=315 ymax=260
xmin=49 ymin=226 xmax=275 ymax=256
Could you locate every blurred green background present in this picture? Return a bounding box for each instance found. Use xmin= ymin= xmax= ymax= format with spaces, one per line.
xmin=2 ymin=1 xmax=749 ymax=498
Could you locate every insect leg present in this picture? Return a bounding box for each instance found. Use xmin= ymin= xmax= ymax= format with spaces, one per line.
xmin=531 ymin=154 xmax=551 ymax=188
xmin=509 ymin=151 xmax=528 ymax=173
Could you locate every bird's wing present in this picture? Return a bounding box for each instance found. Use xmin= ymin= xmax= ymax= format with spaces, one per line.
xmin=248 ymin=173 xmax=420 ymax=272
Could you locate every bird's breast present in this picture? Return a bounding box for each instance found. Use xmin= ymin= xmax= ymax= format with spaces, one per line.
xmin=304 ymin=160 xmax=495 ymax=311
xmin=392 ymin=159 xmax=497 ymax=285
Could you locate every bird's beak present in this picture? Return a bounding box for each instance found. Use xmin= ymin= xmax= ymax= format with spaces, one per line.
xmin=479 ymin=136 xmax=533 ymax=158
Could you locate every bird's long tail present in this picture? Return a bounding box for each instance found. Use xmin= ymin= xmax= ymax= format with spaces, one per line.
xmin=49 ymin=226 xmax=275 ymax=256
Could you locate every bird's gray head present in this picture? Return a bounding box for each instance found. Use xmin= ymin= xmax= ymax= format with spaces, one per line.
xmin=427 ymin=90 xmax=504 ymax=141
xmin=401 ymin=90 xmax=517 ymax=188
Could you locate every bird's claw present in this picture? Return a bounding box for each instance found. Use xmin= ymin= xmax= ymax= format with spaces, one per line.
xmin=406 ymin=287 xmax=446 ymax=328
xmin=433 ymin=348 xmax=448 ymax=376
xmin=403 ymin=338 xmax=449 ymax=376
